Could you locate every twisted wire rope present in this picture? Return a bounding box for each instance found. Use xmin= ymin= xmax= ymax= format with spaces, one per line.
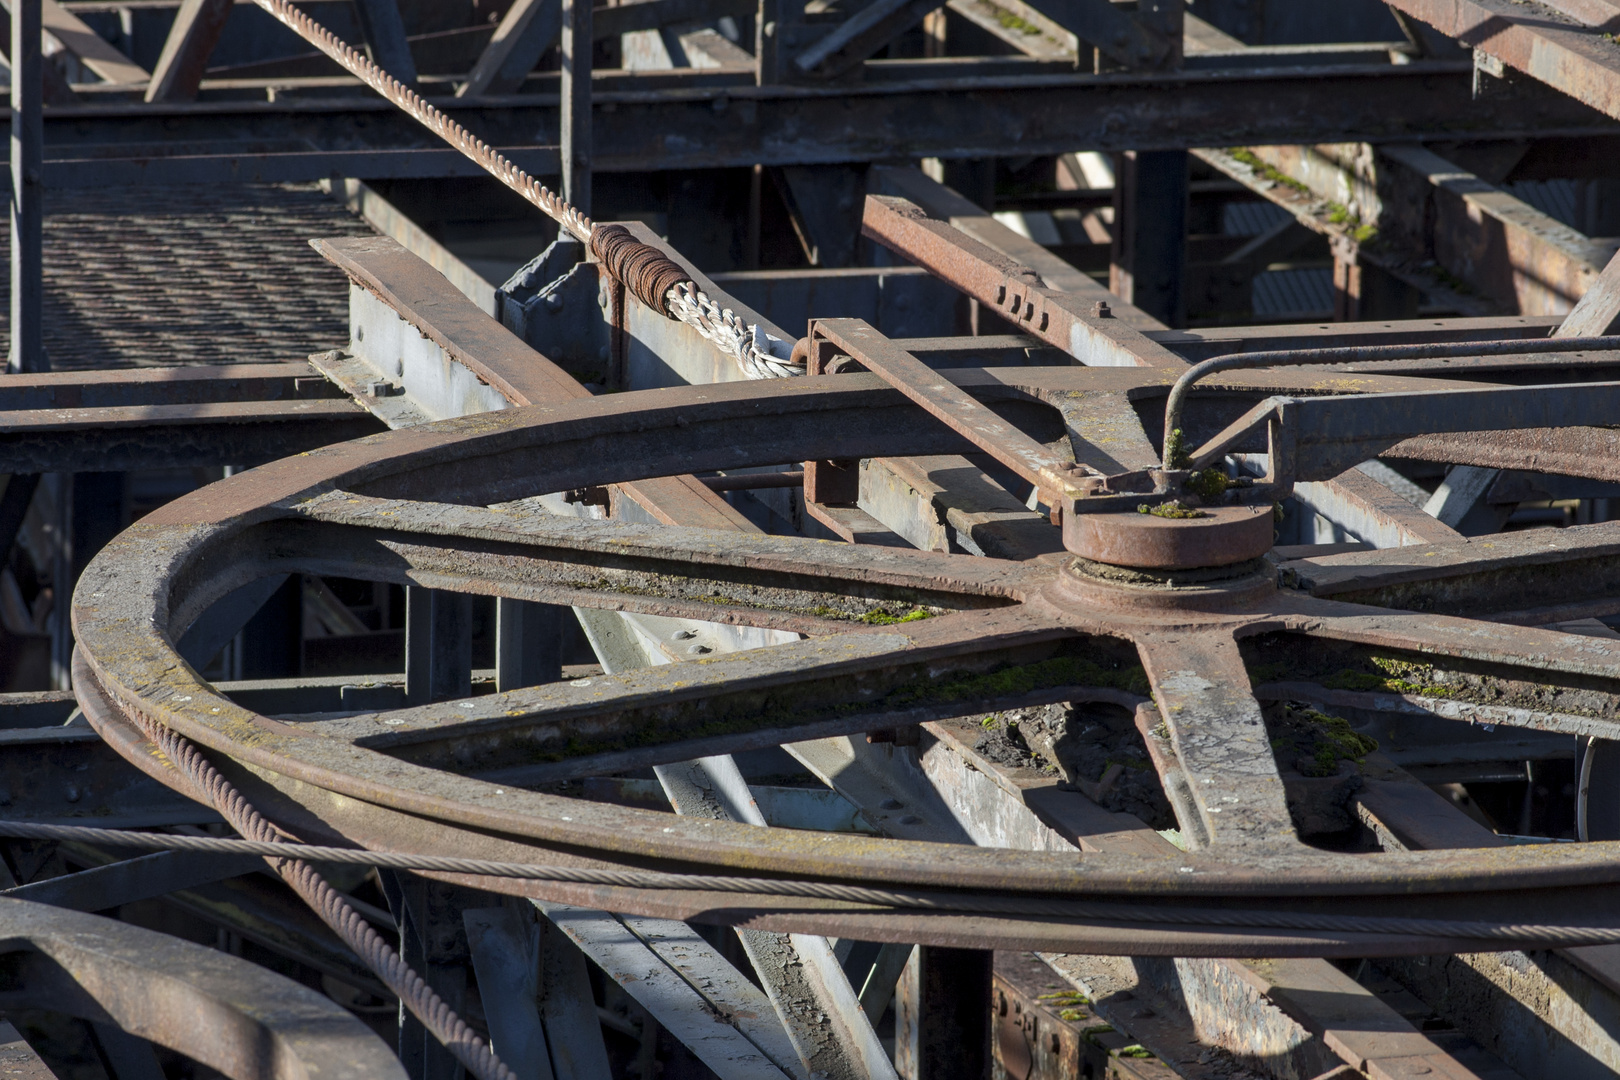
xmin=248 ymin=0 xmax=800 ymax=380
xmin=107 ymin=715 xmax=517 ymax=1080
xmin=12 ymin=819 xmax=1620 ymax=948
xmin=60 ymin=0 xmax=1620 ymax=1021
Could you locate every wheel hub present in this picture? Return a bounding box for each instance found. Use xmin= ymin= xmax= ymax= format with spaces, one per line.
xmin=1063 ymin=503 xmax=1276 ymax=570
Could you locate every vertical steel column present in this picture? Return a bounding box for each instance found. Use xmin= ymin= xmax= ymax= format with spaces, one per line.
xmin=1110 ymin=150 xmax=1187 ymax=328
xmin=9 ymin=0 xmax=44 ymax=374
xmin=895 ymin=946 xmax=992 ymax=1080
xmin=746 ymin=164 xmax=763 ymax=270
xmin=351 ymin=0 xmax=419 ymax=87
xmin=941 ymin=159 xmax=995 ymax=212
xmin=58 ymin=472 xmax=124 ymax=687
xmin=755 ymin=0 xmax=780 ymax=84
xmin=0 ymin=473 xmax=39 ymax=561
xmin=380 ymin=873 xmax=472 ymax=1080
xmin=560 ymin=0 xmax=591 ymax=215
xmin=405 ymin=587 xmax=473 ymax=704
xmin=496 ymin=598 xmax=565 ymax=691
xmin=238 ymin=577 xmax=303 ymax=679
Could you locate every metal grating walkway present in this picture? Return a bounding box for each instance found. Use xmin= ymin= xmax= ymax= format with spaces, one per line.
xmin=2 ymin=183 xmax=376 ymax=370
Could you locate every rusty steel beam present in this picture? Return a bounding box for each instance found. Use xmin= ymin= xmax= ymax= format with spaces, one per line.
xmin=1292 ymin=465 xmax=1464 ymax=550
xmin=1207 ymin=143 xmax=1617 ymax=319
xmin=809 ymin=317 xmax=1075 ymax=494
xmin=41 ymin=0 xmax=147 ymax=84
xmin=143 ymin=0 xmax=232 ymax=103
xmin=916 ymin=718 xmax=1492 ymax=1079
xmin=1386 ymin=0 xmax=1620 ymax=122
xmin=1356 ymin=762 xmax=1620 ymax=1077
xmin=868 ymin=164 xmax=1163 ymax=331
xmin=861 ymin=195 xmax=1189 ymax=369
xmin=0 ymin=400 xmax=385 ymax=474
xmin=456 ymin=0 xmax=560 ymax=97
xmin=1195 ymin=146 xmax=1493 ymax=319
xmin=42 ymin=59 xmax=1620 ymax=188
xmin=311 ymin=234 xmax=758 ymax=533
xmin=1558 ymin=247 xmax=1620 ymax=337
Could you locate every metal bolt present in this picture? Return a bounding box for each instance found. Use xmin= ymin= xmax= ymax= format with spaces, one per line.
xmin=64 ymin=785 xmax=81 ymax=803
xmin=1093 ymin=301 xmax=1112 ymax=318
xmin=672 ymin=629 xmax=697 ymax=640
xmin=898 ymin=814 xmax=922 ymax=824
xmin=688 ymin=644 xmax=713 ymax=655
xmin=879 ymin=797 xmax=903 ymax=809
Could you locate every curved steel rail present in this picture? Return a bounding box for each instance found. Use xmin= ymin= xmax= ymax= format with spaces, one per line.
xmin=0 ymin=895 xmax=404 ymax=1080
xmin=68 ymin=372 xmax=1620 ymax=957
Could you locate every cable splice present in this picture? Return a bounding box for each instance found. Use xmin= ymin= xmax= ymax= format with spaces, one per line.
xmin=591 ymin=224 xmax=688 ymax=315
xmin=247 ymin=0 xmax=801 ymax=380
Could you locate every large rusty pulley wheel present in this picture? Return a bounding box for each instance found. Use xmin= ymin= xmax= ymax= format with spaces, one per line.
xmin=68 ymin=360 xmax=1620 ymax=958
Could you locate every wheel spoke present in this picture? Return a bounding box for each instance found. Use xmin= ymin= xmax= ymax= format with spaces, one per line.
xmin=1133 ymin=632 xmax=1297 ymax=852
xmin=283 ymin=606 xmax=1117 ymax=782
xmin=286 ymin=490 xmax=1048 ymax=631
xmin=1280 ymin=520 xmax=1620 ymax=619
xmin=1260 ymin=597 xmax=1620 ymax=741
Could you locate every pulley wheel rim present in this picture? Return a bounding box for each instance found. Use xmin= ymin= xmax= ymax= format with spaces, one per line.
xmin=67 ymin=376 xmax=1620 ymax=950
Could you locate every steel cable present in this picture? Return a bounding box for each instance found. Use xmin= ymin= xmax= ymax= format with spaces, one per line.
xmin=11 ymin=819 xmax=1620 ymax=948
xmin=79 ymin=724 xmax=516 ymax=1080
xmin=246 ymin=0 xmax=800 ymax=379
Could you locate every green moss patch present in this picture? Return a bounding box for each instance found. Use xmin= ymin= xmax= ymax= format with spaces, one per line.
xmin=1138 ymin=501 xmax=1207 ymax=519
xmin=859 ymin=608 xmax=933 ymax=626
xmin=1266 ymin=703 xmax=1378 ymax=778
xmin=1322 ymin=656 xmax=1454 ymax=698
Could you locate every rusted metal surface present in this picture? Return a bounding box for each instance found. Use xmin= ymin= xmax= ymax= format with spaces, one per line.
xmin=312 ymin=233 xmax=761 ymax=533
xmin=866 ymin=165 xmax=1163 ymax=332
xmin=32 ymin=40 xmax=1620 ymax=1074
xmin=4 ymin=184 xmax=374 ymax=370
xmin=810 ymin=318 xmax=1075 ymax=495
xmin=1386 ymin=0 xmax=1620 ymax=123
xmin=1291 ymin=465 xmax=1465 ymax=550
xmin=0 ymin=895 xmax=403 ymax=1080
xmin=861 ymin=195 xmax=1190 ymax=370
xmin=61 ymin=334 xmax=1620 ymax=955
xmin=0 ymin=360 xmax=383 ymax=471
xmin=1203 ymin=142 xmax=1617 ymax=320
xmin=1063 ymin=507 xmax=1274 ymax=571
